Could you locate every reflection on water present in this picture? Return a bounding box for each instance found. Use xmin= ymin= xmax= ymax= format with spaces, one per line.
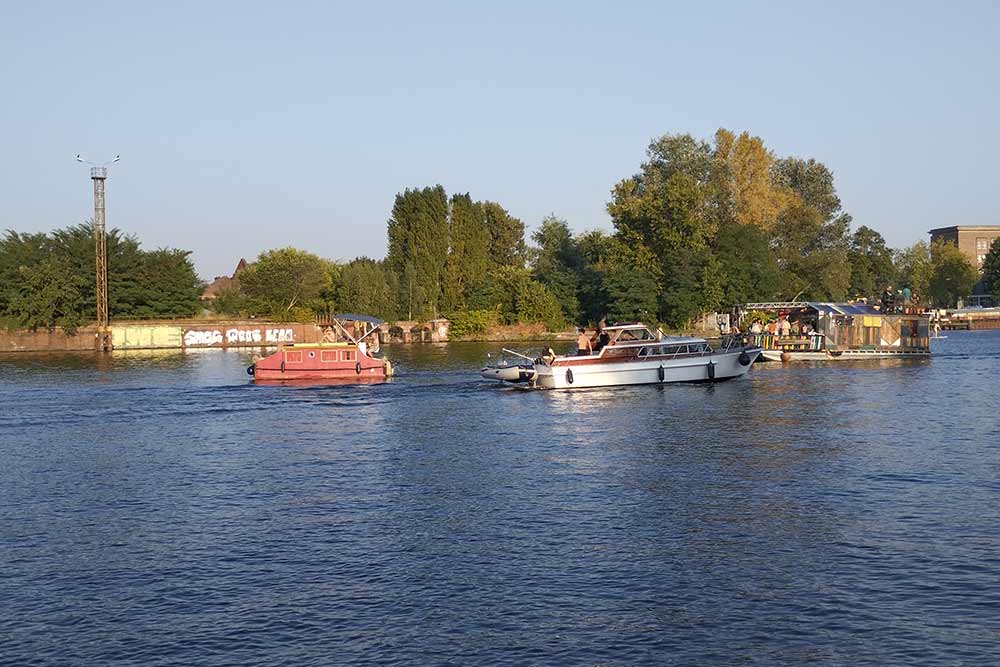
xmin=1 ymin=333 xmax=999 ymax=665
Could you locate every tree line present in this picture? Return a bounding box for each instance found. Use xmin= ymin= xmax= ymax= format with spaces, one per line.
xmin=220 ymin=128 xmax=987 ymax=331
xmin=0 ymin=224 xmax=201 ymax=333
xmin=6 ymin=127 xmax=993 ymax=335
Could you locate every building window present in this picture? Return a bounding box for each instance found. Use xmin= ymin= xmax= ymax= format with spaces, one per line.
xmin=976 ymin=237 xmax=992 ymax=251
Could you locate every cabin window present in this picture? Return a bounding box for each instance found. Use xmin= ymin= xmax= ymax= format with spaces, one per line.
xmin=285 ymin=351 xmax=302 ymax=363
xmin=320 ymin=351 xmax=338 ymax=363
xmin=341 ymin=350 xmax=357 ymax=362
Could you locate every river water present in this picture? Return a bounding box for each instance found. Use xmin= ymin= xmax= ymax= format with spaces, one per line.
xmin=1 ymin=332 xmax=998 ymax=666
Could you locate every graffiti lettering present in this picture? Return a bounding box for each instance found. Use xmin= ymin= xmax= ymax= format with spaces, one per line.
xmin=184 ymin=329 xmax=224 ymax=346
xmin=184 ymin=327 xmax=294 ymax=347
xmin=226 ymin=328 xmax=262 ymax=344
xmin=265 ymin=328 xmax=294 ymax=343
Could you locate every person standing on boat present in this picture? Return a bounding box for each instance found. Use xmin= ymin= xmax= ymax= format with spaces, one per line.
xmin=577 ymin=327 xmax=593 ymax=356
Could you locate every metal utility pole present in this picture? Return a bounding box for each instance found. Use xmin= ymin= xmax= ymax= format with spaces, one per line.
xmin=77 ymin=154 xmax=119 ymax=352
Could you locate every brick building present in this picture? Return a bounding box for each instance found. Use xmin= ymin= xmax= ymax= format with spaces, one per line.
xmin=928 ymin=225 xmax=1000 ymax=306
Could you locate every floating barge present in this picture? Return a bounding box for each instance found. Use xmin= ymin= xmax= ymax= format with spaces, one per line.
xmin=741 ymin=302 xmax=931 ymax=362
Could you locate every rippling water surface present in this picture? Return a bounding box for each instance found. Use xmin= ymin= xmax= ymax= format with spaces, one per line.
xmin=2 ymin=333 xmax=999 ymax=665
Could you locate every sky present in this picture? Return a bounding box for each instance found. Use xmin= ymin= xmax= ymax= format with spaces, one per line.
xmin=1 ymin=0 xmax=997 ymax=279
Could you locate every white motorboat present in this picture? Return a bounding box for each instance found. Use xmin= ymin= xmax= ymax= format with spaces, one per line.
xmin=479 ymin=349 xmax=538 ymax=383
xmin=484 ymin=324 xmax=760 ymax=390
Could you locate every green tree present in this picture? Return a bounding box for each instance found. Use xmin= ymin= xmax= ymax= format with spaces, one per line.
xmin=240 ymin=247 xmax=334 ymax=320
xmin=575 ymin=230 xmax=614 ymax=324
xmin=608 ymin=140 xmax=719 ymax=326
xmin=530 ymin=215 xmax=581 ymax=322
xmin=211 ymin=286 xmax=247 ymax=317
xmin=713 ymin=222 xmax=780 ymax=305
xmin=893 ymin=242 xmax=933 ymax=302
xmin=928 ymin=239 xmax=978 ymax=307
xmin=771 ymin=157 xmax=843 ymax=222
xmin=442 ymin=193 xmax=489 ymax=311
xmin=847 ymin=225 xmax=896 ymax=301
xmin=466 ymin=266 xmax=563 ymax=330
xmin=7 ymin=256 xmax=85 ymax=333
xmin=134 ymin=249 xmax=203 ymax=318
xmin=480 ymin=200 xmax=526 ymax=268
xmin=335 ymin=257 xmax=396 ymax=319
xmin=771 ymin=204 xmax=851 ymax=301
xmin=982 ymin=238 xmax=1000 ymax=302
xmin=385 ymin=186 xmax=450 ymax=318
xmin=0 ymin=231 xmax=49 ymax=319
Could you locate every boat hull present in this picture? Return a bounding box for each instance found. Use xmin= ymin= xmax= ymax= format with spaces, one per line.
xmin=253 ymin=366 xmax=389 ymax=381
xmin=480 ymin=365 xmax=537 ymax=383
xmin=533 ymin=348 xmax=760 ymax=390
xmin=761 ymin=349 xmax=932 ymax=362
xmin=250 ymin=343 xmax=392 ymax=381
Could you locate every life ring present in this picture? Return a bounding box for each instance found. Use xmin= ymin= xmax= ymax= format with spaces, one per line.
xmin=246 ymin=364 xmax=255 ymax=376
xmin=565 ymin=368 xmax=574 ymax=384
xmin=657 ymin=365 xmax=665 ymax=382
xmin=355 ymin=361 xmax=362 ymax=375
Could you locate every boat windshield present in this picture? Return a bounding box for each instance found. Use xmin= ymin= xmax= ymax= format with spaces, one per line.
xmin=639 ymin=342 xmax=711 ymax=357
xmin=611 ymin=327 xmax=657 ymax=344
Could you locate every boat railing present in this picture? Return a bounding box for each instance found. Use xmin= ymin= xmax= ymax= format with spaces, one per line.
xmin=747 ymin=333 xmax=825 ymax=351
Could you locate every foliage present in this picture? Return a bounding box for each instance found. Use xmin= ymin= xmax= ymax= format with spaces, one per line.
xmin=239 ymin=247 xmax=334 ymax=320
xmin=742 ymin=309 xmax=775 ymax=327
xmin=442 ymin=193 xmax=490 ymax=312
xmin=714 ymin=129 xmax=796 ymax=229
xmin=531 ymin=215 xmax=581 ymax=322
xmin=848 ymin=226 xmax=896 ymax=302
xmin=713 ymin=222 xmax=780 ymax=306
xmin=335 ymin=257 xmax=396 ymax=320
xmin=893 ymin=242 xmax=933 ymax=302
xmin=928 ymin=239 xmax=978 ymax=307
xmin=0 ymin=223 xmax=201 ymax=331
xmin=771 ymin=204 xmax=851 ymax=301
xmin=446 ymin=308 xmax=500 ymax=337
xmin=7 ymin=257 xmax=85 ymax=333
xmin=467 ymin=266 xmax=564 ymax=330
xmin=481 ymin=201 xmax=527 ymax=268
xmin=983 ymin=238 xmax=1000 ymax=302
xmin=211 ymin=285 xmax=247 ymax=317
xmin=386 ymin=186 xmax=450 ymax=319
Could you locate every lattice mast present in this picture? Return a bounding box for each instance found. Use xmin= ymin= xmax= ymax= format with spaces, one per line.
xmin=91 ymin=166 xmax=109 ymax=342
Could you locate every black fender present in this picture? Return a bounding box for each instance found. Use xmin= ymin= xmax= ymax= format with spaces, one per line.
xmin=707 ymin=360 xmax=716 ymax=380
xmin=355 ymin=361 xmax=362 ymax=375
xmin=738 ymin=351 xmax=751 ymax=366
xmin=246 ymin=364 xmax=255 ymax=376
xmin=280 ymin=360 xmax=285 ymax=373
xmin=658 ymin=365 xmax=665 ymax=382
xmin=565 ymin=368 xmax=574 ymax=384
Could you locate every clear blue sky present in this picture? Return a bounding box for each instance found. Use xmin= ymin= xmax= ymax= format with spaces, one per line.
xmin=2 ymin=1 xmax=997 ymax=279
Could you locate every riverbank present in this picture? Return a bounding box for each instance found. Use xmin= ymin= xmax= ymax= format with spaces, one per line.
xmin=0 ymin=317 xmax=726 ymax=353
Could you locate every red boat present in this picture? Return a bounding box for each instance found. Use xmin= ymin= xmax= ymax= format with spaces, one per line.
xmin=248 ymin=315 xmax=393 ymax=381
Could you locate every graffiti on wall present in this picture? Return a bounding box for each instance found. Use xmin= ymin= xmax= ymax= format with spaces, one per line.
xmin=183 ymin=327 xmax=295 ymax=347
